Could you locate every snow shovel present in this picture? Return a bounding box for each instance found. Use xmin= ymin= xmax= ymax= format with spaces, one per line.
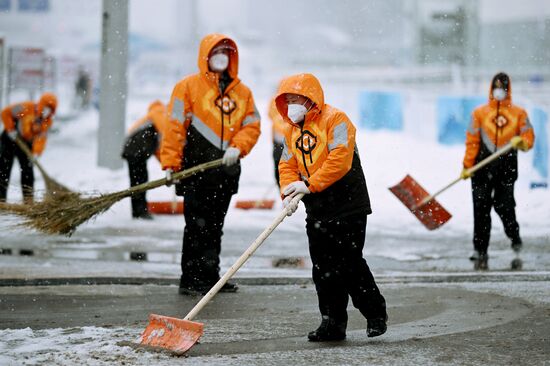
xmin=147 ymin=200 xmax=184 ymax=215
xmin=235 ymin=184 xmax=276 ymax=210
xmin=14 ymin=136 xmax=73 ymax=197
xmin=389 ymin=142 xmax=515 ymax=230
xmin=148 ymin=189 xmax=184 ymax=215
xmin=136 ymin=193 xmax=305 ymax=355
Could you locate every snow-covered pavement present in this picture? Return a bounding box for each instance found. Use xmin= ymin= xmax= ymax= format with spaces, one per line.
xmin=0 ymin=95 xmax=549 ymax=365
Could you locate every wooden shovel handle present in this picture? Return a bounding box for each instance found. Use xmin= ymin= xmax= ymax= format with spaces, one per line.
xmin=465 ymin=142 xmax=514 ymax=176
xmin=184 ymin=193 xmax=305 ymax=321
xmin=417 ymin=143 xmax=514 ymax=208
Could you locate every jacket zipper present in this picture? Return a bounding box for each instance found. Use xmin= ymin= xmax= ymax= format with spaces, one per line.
xmin=494 ymin=102 xmax=500 ymax=153
xmin=299 ymin=124 xmax=311 ymax=177
xmin=219 ymin=83 xmax=224 ymax=151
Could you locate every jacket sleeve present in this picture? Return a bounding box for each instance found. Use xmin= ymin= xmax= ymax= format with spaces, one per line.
xmin=463 ymin=111 xmax=481 ymax=168
xmin=518 ymin=110 xmax=535 ymax=150
xmin=230 ymin=93 xmax=261 ymax=156
xmin=160 ymin=81 xmax=191 ymax=171
xmin=1 ymin=106 xmax=15 ymax=131
xmin=1 ymin=103 xmax=29 ymax=132
xmin=306 ymin=113 xmax=356 ymax=193
xmin=278 ymin=133 xmax=301 ymax=196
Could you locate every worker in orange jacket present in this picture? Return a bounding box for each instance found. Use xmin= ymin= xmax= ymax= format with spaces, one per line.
xmin=268 ymin=96 xmax=287 ymax=186
xmin=461 ymin=72 xmax=535 ymax=268
xmin=0 ymin=93 xmax=57 ymax=202
xmin=121 ymin=100 xmax=168 ymax=219
xmin=161 ymin=33 xmax=261 ymax=295
xmin=277 ymin=73 xmax=387 ymax=341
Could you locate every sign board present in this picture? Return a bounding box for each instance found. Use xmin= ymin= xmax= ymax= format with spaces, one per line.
xmin=18 ymin=0 xmax=49 ymax=12
xmin=43 ymin=55 xmax=56 ymax=90
xmin=8 ymin=46 xmax=45 ymax=91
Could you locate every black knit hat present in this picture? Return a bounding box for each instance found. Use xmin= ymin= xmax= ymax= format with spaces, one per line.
xmin=492 ymin=72 xmax=510 ymax=90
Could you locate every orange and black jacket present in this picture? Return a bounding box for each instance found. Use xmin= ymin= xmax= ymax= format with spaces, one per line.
xmin=1 ymin=97 xmax=55 ymax=156
xmin=463 ymin=75 xmax=535 ymax=182
xmin=276 ymin=73 xmax=371 ymax=221
xmin=122 ymin=101 xmax=168 ymax=161
xmin=160 ymin=33 xmax=261 ymax=194
xmin=268 ymin=97 xmax=286 ymax=145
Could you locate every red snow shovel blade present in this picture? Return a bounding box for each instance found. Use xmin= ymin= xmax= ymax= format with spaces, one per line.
xmin=235 ymin=199 xmax=275 ymax=210
xmin=389 ymin=174 xmax=452 ymax=230
xmin=137 ymin=314 xmax=203 ymax=355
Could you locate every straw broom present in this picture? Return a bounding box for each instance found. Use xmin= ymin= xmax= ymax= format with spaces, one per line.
xmin=0 ymin=159 xmax=223 ymax=236
xmin=14 ymin=136 xmax=74 ymax=197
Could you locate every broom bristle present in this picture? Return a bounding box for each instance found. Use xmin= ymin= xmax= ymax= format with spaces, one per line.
xmin=0 ymin=191 xmax=127 ymax=236
xmin=0 ymin=159 xmax=224 ymax=235
xmin=44 ymin=179 xmax=74 ymax=198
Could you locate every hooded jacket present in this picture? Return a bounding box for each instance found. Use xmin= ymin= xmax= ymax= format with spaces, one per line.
xmin=122 ymin=101 xmax=168 ymax=161
xmin=268 ymin=97 xmax=287 ymax=145
xmin=1 ymin=93 xmax=57 ymax=155
xmin=463 ymin=74 xmax=535 ymax=182
xmin=276 ymin=73 xmax=371 ymax=221
xmin=160 ymin=33 xmax=261 ymax=194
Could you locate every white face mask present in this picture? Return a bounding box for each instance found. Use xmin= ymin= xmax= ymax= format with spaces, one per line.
xmin=209 ymin=53 xmax=229 ymax=72
xmin=41 ymin=106 xmax=52 ymax=119
xmin=287 ymin=103 xmax=308 ymax=123
xmin=492 ymin=88 xmax=506 ymax=101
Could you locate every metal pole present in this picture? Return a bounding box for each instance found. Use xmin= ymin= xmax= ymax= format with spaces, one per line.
xmin=98 ymin=0 xmax=128 ymax=170
xmin=0 ymin=36 xmax=4 ymax=111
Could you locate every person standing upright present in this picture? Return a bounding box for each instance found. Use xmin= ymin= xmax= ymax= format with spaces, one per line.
xmin=161 ymin=33 xmax=261 ymax=295
xmin=461 ymin=72 xmax=535 ymax=269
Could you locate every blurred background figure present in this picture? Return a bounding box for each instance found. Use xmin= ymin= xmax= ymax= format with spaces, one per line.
xmin=74 ymin=66 xmax=92 ymax=110
xmin=121 ymin=100 xmax=168 ymax=219
xmin=268 ymin=90 xmax=287 ymax=187
xmin=0 ymin=93 xmax=57 ymax=203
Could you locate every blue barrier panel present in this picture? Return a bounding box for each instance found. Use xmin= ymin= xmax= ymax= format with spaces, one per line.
xmin=531 ymin=107 xmax=548 ymax=181
xmin=0 ymin=0 xmax=10 ymax=11
xmin=358 ymin=91 xmax=403 ymax=130
xmin=437 ymin=96 xmax=485 ymax=145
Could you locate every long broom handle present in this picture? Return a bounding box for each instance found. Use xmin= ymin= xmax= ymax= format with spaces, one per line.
xmin=417 ymin=143 xmax=515 ymax=208
xmin=184 ymin=193 xmax=305 ymax=321
xmin=120 ymin=159 xmax=224 ymax=197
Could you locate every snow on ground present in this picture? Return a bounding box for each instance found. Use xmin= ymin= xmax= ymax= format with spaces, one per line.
xmin=0 ymin=280 xmax=547 ymax=366
xmin=2 ymin=89 xmax=548 ymax=249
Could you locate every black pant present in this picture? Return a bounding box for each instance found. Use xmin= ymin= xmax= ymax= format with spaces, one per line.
xmin=125 ymin=157 xmax=149 ymax=217
xmin=306 ymin=212 xmax=387 ymax=323
xmin=180 ymin=188 xmax=233 ymax=287
xmin=472 ymin=173 xmax=520 ymax=254
xmin=0 ymin=132 xmax=34 ymax=202
xmin=273 ymin=141 xmax=283 ymax=188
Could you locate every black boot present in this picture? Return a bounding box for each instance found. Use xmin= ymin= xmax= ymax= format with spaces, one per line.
xmin=474 ymin=252 xmax=489 ymax=271
xmin=307 ymin=316 xmax=346 ymax=342
xmin=219 ymin=281 xmax=239 ymax=293
xmin=133 ymin=212 xmax=153 ymax=220
xmin=511 ymin=238 xmax=523 ymax=253
xmin=367 ymin=315 xmax=388 ymax=337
